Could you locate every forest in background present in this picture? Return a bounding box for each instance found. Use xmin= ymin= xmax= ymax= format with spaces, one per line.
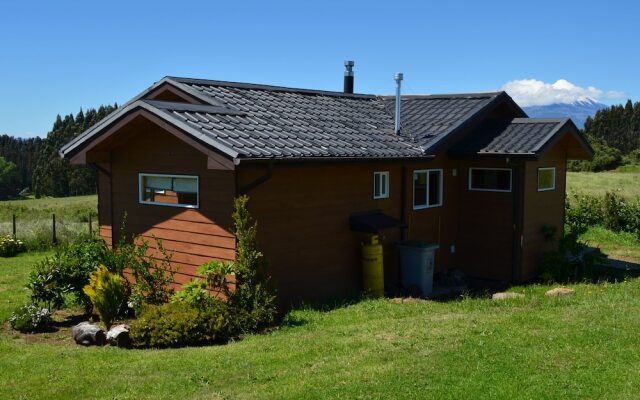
xmin=0 ymin=105 xmax=117 ymax=200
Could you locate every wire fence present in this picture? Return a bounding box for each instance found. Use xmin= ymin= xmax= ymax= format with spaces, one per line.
xmin=0 ymin=213 xmax=96 ymax=250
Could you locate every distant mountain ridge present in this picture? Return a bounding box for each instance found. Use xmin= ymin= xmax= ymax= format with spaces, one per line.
xmin=523 ymin=98 xmax=607 ymax=128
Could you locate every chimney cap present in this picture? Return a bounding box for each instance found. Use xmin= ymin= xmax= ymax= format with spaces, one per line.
xmin=394 ymin=72 xmax=404 ymax=82
xmin=344 ymin=60 xmax=354 ymax=67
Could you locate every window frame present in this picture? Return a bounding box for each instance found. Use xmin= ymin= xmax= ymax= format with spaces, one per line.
xmin=537 ymin=167 xmax=556 ymax=192
xmin=413 ymin=169 xmax=443 ymax=210
xmin=468 ymin=167 xmax=512 ymax=193
xmin=373 ymin=171 xmax=390 ymax=199
xmin=138 ymin=172 xmax=200 ymax=209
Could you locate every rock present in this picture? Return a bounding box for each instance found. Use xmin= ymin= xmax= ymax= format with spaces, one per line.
xmin=107 ymin=324 xmax=131 ymax=348
xmin=72 ymin=322 xmax=106 ymax=346
xmin=492 ymin=292 xmax=525 ymax=300
xmin=545 ymin=287 xmax=575 ymax=298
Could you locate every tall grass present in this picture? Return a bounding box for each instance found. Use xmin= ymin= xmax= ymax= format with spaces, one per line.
xmin=0 ymin=195 xmax=97 ymax=250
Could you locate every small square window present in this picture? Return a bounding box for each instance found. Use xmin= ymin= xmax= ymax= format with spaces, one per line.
xmin=538 ymin=167 xmax=556 ymax=191
xmin=374 ymin=171 xmax=389 ymax=199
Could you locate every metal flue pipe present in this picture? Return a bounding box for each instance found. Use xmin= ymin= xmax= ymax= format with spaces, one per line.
xmin=394 ymin=72 xmax=403 ymax=134
xmin=344 ymin=61 xmax=355 ymax=94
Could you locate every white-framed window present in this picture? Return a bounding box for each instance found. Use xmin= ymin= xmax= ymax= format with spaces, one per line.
xmin=373 ymin=171 xmax=389 ymax=199
xmin=469 ymin=168 xmax=512 ymax=192
xmin=537 ymin=167 xmax=556 ymax=191
xmin=139 ymin=173 xmax=199 ymax=208
xmin=413 ymin=169 xmax=443 ymax=209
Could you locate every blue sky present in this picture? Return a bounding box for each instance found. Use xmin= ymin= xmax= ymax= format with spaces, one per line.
xmin=0 ymin=0 xmax=637 ymax=138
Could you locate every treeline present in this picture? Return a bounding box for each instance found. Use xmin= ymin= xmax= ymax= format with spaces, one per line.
xmin=0 ymin=104 xmax=117 ymax=200
xmin=570 ymin=99 xmax=640 ymax=172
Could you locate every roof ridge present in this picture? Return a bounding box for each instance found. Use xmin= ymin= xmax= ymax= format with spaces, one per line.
xmin=511 ymin=117 xmax=571 ymax=124
xmin=167 ymin=76 xmax=377 ymax=99
xmin=380 ymin=92 xmax=503 ymax=100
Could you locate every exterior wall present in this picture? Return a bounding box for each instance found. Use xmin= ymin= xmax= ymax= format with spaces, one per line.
xmin=98 ymin=117 xmax=236 ymax=285
xmin=237 ymin=162 xmax=404 ymax=307
xmin=520 ymin=140 xmax=568 ymax=281
xmin=453 ymin=158 xmax=516 ymax=281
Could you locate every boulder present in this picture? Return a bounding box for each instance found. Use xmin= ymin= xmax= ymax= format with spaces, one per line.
xmin=72 ymin=322 xmax=105 ymax=346
xmin=545 ymin=287 xmax=575 ymax=298
xmin=107 ymin=324 xmax=131 ymax=348
xmin=492 ymin=292 xmax=525 ymax=300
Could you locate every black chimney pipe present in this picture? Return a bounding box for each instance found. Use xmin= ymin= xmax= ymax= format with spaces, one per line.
xmin=344 ymin=60 xmax=354 ymax=94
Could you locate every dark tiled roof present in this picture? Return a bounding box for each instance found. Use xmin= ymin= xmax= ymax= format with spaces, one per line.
xmin=381 ymin=94 xmax=498 ymax=148
xmin=451 ymin=118 xmax=572 ymax=156
xmin=164 ymin=78 xmax=504 ymax=159
xmin=60 ymin=76 xmax=530 ymax=161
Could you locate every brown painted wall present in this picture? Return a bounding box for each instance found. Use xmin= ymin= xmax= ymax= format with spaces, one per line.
xmin=520 ymin=139 xmax=569 ymax=281
xmin=97 ymin=117 xmax=236 ymax=285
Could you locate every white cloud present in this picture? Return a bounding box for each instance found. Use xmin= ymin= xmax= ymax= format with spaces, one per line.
xmin=500 ymin=78 xmax=624 ymax=107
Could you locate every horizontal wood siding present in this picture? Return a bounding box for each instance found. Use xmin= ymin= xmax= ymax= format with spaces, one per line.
xmin=238 ymin=162 xmax=403 ymax=307
xmin=520 ymin=139 xmax=568 ymax=281
xmin=102 ymin=116 xmax=235 ymax=286
xmin=455 ymin=159 xmax=515 ymax=281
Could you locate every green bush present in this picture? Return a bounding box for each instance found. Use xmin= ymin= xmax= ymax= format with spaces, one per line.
xmin=83 ymin=265 xmax=125 ymax=330
xmin=567 ymin=142 xmax=622 ymax=172
xmin=566 ymin=191 xmax=640 ymax=238
xmin=115 ymin=236 xmax=176 ymax=315
xmin=226 ymin=196 xmax=277 ymax=333
xmin=539 ymin=232 xmax=607 ymax=283
xmin=26 ymin=234 xmax=109 ymax=312
xmin=9 ymin=303 xmax=52 ymax=332
xmin=0 ymin=234 xmax=26 ymax=257
xmin=565 ymin=193 xmax=603 ymax=235
xmin=130 ymin=302 xmax=232 ymax=348
xmin=170 ymin=278 xmax=218 ymax=310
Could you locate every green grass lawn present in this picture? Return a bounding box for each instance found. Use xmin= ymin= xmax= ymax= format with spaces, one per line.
xmin=2 ymin=253 xmax=640 ymax=399
xmin=0 ymin=195 xmax=97 ymax=249
xmin=567 ymin=169 xmax=640 ymax=197
xmin=0 ymin=252 xmax=51 ymax=322
xmin=580 ymin=226 xmax=640 ymax=264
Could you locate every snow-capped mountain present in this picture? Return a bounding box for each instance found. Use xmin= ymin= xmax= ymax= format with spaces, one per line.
xmin=523 ymin=98 xmax=606 ymax=128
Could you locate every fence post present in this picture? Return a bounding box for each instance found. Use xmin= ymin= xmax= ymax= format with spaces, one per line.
xmin=12 ymin=214 xmax=16 ymax=238
xmin=52 ymin=214 xmax=57 ymax=245
xmin=89 ymin=214 xmax=92 ymax=235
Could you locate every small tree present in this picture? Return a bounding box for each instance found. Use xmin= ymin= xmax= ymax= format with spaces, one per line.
xmin=227 ymin=195 xmax=276 ymax=332
xmin=83 ymin=265 xmax=125 ymax=330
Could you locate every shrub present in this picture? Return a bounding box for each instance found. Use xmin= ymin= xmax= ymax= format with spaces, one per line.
xmin=9 ymin=304 xmax=52 ymax=332
xmin=567 ymin=142 xmax=622 ymax=172
xmin=0 ymin=234 xmax=26 ymax=257
xmin=226 ymin=196 xmax=277 ymax=333
xmin=539 ymin=232 xmax=607 ymax=283
xmin=130 ymin=302 xmax=232 ymax=348
xmin=83 ymin=265 xmax=125 ymax=330
xmin=171 ymin=278 xmax=218 ymax=310
xmin=118 ymin=236 xmax=176 ymax=315
xmin=26 ymin=234 xmax=109 ymax=312
xmin=565 ymin=193 xmax=603 ymax=235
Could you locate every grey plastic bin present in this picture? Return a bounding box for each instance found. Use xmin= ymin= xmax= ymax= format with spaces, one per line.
xmin=397 ymin=241 xmax=439 ymax=297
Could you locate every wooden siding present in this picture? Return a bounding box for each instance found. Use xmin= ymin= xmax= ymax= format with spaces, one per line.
xmin=96 ymin=116 xmax=236 ymax=285
xmin=455 ymin=159 xmax=515 ymax=281
xmin=520 ymin=138 xmax=569 ymax=281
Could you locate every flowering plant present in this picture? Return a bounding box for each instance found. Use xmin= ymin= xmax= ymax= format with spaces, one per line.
xmin=0 ymin=234 xmax=26 ymax=257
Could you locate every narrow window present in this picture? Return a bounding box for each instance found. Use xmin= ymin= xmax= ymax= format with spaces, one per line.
xmin=469 ymin=168 xmax=512 ymax=192
xmin=537 ymin=167 xmax=556 ymax=191
xmin=413 ymin=169 xmax=443 ymax=209
xmin=373 ymin=171 xmax=389 ymax=199
xmin=139 ymin=173 xmax=199 ymax=208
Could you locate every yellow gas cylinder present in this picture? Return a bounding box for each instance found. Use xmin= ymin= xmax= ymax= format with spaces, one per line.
xmin=362 ymin=235 xmax=384 ymax=297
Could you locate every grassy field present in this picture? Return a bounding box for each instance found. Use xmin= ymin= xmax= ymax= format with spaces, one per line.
xmin=2 ymin=254 xmax=640 ymax=399
xmin=567 ymin=169 xmax=640 ymax=197
xmin=0 ymin=195 xmax=97 ymax=249
xmin=580 ymin=226 xmax=640 ymax=264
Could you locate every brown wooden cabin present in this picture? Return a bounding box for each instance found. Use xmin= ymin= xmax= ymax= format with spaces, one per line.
xmin=60 ymin=75 xmax=593 ymax=308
